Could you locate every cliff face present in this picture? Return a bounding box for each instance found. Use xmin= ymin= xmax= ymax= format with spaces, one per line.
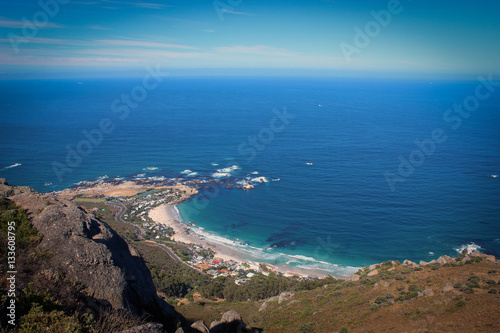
xmin=4 ymin=181 xmax=175 ymax=322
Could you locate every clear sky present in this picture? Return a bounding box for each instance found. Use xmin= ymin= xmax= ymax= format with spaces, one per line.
xmin=0 ymin=0 xmax=499 ymax=78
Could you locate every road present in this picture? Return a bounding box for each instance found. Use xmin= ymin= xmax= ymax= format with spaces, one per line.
xmin=143 ymin=240 xmax=204 ymax=274
xmin=106 ymin=201 xmax=203 ymax=274
xmin=106 ymin=201 xmax=144 ymax=239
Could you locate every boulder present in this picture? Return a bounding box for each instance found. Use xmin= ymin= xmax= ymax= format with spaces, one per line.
xmin=259 ymin=296 xmax=279 ymax=312
xmin=369 ymin=264 xmax=378 ymax=270
xmin=419 ymin=288 xmax=434 ymax=297
xmin=436 ymin=255 xmax=453 ymax=265
xmin=485 ymin=255 xmax=496 ymax=262
xmin=367 ymin=269 xmax=379 ymax=277
xmin=419 ymin=261 xmax=428 ymax=266
xmin=210 ymin=310 xmax=246 ymax=333
xmin=461 ymin=255 xmax=472 ymax=263
xmin=402 ymin=260 xmax=418 ymax=267
xmin=442 ymin=283 xmax=454 ymax=293
xmin=278 ymin=291 xmax=294 ymax=304
xmin=348 ymin=274 xmax=360 ymax=282
xmin=191 ymin=320 xmax=209 ymax=333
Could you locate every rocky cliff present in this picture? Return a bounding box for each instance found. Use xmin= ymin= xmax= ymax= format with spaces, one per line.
xmin=1 ymin=179 xmax=176 ymax=327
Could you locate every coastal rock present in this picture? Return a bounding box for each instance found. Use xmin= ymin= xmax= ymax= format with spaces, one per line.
xmin=388 ymin=267 xmax=396 ymax=272
xmin=461 ymin=255 xmax=472 ymax=263
xmin=367 ymin=269 xmax=379 ymax=277
xmin=259 ymin=296 xmax=279 ymax=311
xmin=347 ymin=274 xmax=360 ymax=282
xmin=485 ymin=255 xmax=496 ymax=262
xmin=191 ymin=320 xmax=209 ymax=333
xmin=437 ymin=255 xmax=453 ymax=265
xmin=119 ymin=323 xmax=163 ymax=333
xmin=470 ymin=251 xmax=482 ymax=257
xmin=0 ymin=178 xmax=36 ymax=198
xmin=369 ymin=264 xmax=378 ymax=270
xmin=279 ymin=291 xmax=295 ymax=304
xmin=419 ymin=261 xmax=428 ymax=266
xmin=402 ymin=260 xmax=418 ymax=267
xmin=442 ymin=283 xmax=454 ymax=293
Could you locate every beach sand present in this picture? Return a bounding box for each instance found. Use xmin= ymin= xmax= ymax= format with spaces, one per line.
xmin=149 ymin=203 xmax=332 ymax=278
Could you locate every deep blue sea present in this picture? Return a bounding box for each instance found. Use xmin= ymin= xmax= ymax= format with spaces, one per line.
xmin=1 ymin=76 xmax=499 ymax=276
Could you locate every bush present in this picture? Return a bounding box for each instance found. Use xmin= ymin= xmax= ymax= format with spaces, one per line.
xmin=408 ymin=285 xmax=421 ymax=293
xmin=385 ymin=292 xmax=395 ymax=299
xmin=370 ymin=303 xmax=380 ymax=311
xmin=298 ymin=323 xmax=315 ymax=333
xmin=339 ymin=326 xmax=349 ymax=333
xmin=18 ymin=305 xmax=83 ymax=333
xmin=394 ymin=274 xmax=404 ymax=281
xmin=467 ymin=276 xmax=480 ymax=288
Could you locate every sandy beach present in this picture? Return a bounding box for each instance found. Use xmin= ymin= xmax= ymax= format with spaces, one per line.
xmin=149 ymin=203 xmax=332 ymax=278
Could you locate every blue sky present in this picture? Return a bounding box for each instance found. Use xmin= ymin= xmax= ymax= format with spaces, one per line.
xmin=0 ymin=0 xmax=499 ymax=77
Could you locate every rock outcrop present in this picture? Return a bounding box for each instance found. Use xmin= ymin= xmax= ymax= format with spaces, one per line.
xmin=5 ymin=182 xmax=175 ymax=324
xmin=0 ymin=178 xmax=35 ymax=198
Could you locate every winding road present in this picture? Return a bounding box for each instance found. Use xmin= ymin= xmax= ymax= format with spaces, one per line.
xmin=105 ymin=201 xmax=203 ymax=274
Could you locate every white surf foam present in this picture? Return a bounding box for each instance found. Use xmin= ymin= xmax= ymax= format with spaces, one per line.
xmin=455 ymin=242 xmax=483 ymax=254
xmin=2 ymin=163 xmax=21 ymax=170
xmin=251 ymin=177 xmax=268 ymax=183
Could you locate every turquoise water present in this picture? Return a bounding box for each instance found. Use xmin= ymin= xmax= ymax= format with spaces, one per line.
xmin=1 ymin=76 xmax=499 ymax=275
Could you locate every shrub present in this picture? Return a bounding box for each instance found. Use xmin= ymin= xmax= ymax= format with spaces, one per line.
xmin=394 ymin=274 xmax=404 ymax=281
xmin=374 ymin=295 xmax=387 ymax=304
xmin=370 ymin=303 xmax=380 ymax=311
xmin=408 ymin=285 xmax=421 ymax=292
xmin=485 ymin=279 xmax=497 ymax=285
xmin=298 ymin=323 xmax=315 ymax=333
xmin=339 ymin=326 xmax=349 ymax=333
xmin=467 ymin=276 xmax=480 ymax=288
xmin=385 ymin=292 xmax=395 ymax=299
xmin=488 ymin=289 xmax=498 ymax=294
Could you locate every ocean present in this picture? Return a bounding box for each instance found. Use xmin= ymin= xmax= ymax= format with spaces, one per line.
xmin=1 ymin=76 xmax=499 ymax=276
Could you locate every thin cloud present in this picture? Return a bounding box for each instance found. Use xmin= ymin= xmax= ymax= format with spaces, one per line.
xmin=0 ymin=17 xmax=63 ymax=29
xmin=214 ymin=45 xmax=296 ymax=57
xmin=201 ymin=29 xmax=216 ymax=33
xmin=102 ymin=0 xmax=172 ymax=9
xmin=95 ymin=39 xmax=198 ymax=49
